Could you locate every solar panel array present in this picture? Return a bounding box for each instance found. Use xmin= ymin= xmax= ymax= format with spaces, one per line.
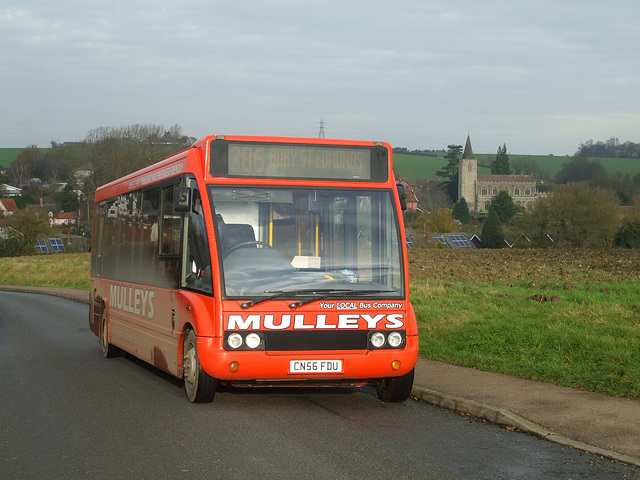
xmin=49 ymin=238 xmax=65 ymax=253
xmin=432 ymin=236 xmax=451 ymax=249
xmin=35 ymin=240 xmax=49 ymax=254
xmin=432 ymin=234 xmax=473 ymax=249
xmin=448 ymin=234 xmax=472 ymax=248
xmin=34 ymin=238 xmax=65 ymax=254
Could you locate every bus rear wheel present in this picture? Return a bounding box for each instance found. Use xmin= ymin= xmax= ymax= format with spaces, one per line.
xmin=100 ymin=309 xmax=121 ymax=358
xmin=183 ymin=329 xmax=217 ymax=403
xmin=375 ymin=369 xmax=415 ymax=403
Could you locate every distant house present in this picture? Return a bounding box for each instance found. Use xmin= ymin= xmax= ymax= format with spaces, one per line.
xmin=0 ymin=198 xmax=18 ymax=217
xmin=397 ymin=178 xmax=419 ymax=210
xmin=74 ymin=166 xmax=92 ymax=182
xmin=50 ymin=211 xmax=76 ymax=226
xmin=1 ymin=184 xmax=22 ymax=196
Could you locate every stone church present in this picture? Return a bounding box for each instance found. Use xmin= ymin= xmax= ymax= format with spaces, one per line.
xmin=458 ymin=135 xmax=538 ymax=213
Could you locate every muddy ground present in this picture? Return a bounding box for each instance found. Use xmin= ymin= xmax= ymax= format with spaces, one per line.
xmin=407 ymin=248 xmax=640 ymax=284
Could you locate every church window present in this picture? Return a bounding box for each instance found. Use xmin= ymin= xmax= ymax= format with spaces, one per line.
xmin=514 ymin=188 xmax=520 ymax=196
xmin=481 ymin=187 xmax=488 ymax=196
xmin=492 ymin=187 xmax=498 ymax=196
xmin=525 ymin=188 xmax=531 ymax=196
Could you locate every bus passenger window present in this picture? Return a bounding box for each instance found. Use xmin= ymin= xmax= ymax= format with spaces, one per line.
xmin=141 ymin=188 xmax=160 ymax=284
xmin=160 ymin=185 xmax=182 ymax=288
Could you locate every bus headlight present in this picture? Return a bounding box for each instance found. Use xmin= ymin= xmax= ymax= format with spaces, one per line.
xmin=245 ymin=333 xmax=262 ymax=349
xmin=228 ymin=333 xmax=243 ymax=349
xmin=370 ymin=332 xmax=385 ymax=348
xmin=388 ymin=332 xmax=403 ymax=348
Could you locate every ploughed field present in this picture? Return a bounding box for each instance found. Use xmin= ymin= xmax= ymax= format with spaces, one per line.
xmin=407 ymin=248 xmax=640 ymax=285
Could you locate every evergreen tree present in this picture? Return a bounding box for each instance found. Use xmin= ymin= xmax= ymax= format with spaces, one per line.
xmin=492 ymin=144 xmax=511 ymax=175
xmin=60 ymin=183 xmax=80 ymax=213
xmin=481 ymin=210 xmax=504 ymax=248
xmin=452 ymin=197 xmax=471 ymax=224
xmin=615 ymin=220 xmax=640 ymax=248
xmin=436 ymin=144 xmax=462 ymax=202
xmin=489 ymin=190 xmax=517 ymax=222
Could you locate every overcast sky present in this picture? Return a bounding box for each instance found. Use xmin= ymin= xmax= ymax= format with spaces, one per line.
xmin=1 ymin=0 xmax=638 ymax=155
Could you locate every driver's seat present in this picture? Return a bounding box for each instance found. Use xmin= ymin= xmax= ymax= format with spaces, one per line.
xmin=217 ymin=219 xmax=256 ymax=254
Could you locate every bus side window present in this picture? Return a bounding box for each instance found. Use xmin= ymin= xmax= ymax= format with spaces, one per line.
xmin=160 ymin=185 xmax=182 ymax=288
xmin=141 ymin=188 xmax=160 ymax=285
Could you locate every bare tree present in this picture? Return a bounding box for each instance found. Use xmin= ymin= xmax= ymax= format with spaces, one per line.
xmin=8 ymin=145 xmax=40 ymax=187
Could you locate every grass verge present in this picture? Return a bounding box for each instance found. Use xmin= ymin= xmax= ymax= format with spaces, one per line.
xmin=412 ymin=278 xmax=640 ymax=398
xmin=0 ymin=253 xmax=91 ymax=290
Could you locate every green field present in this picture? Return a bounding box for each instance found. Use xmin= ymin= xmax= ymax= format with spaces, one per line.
xmin=392 ymin=152 xmax=640 ymax=181
xmin=0 ymin=148 xmax=26 ymax=168
xmin=2 ymin=147 xmax=638 ymax=181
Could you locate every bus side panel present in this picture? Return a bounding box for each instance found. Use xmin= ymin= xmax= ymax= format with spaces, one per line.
xmin=101 ymin=280 xmax=181 ymax=376
xmin=174 ymin=290 xmax=218 ymax=379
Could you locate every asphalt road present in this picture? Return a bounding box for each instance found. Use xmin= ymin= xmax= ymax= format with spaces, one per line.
xmin=1 ymin=291 xmax=638 ymax=480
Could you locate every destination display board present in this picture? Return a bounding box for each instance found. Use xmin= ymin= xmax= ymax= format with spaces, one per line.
xmin=210 ymin=140 xmax=388 ymax=182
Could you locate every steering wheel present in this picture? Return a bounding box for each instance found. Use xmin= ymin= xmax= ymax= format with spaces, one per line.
xmin=227 ymin=241 xmax=273 ymax=255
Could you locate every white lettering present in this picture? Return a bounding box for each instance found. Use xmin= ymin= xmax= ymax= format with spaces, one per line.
xmin=263 ymin=314 xmax=290 ymax=330
xmin=361 ymin=313 xmax=386 ymax=329
xmin=338 ymin=314 xmax=360 ymax=329
xmin=315 ymin=314 xmax=336 ymax=329
xmin=227 ymin=314 xmax=260 ymax=330
xmin=147 ymin=291 xmax=154 ymax=318
xmin=385 ymin=314 xmax=404 ymax=328
xmin=108 ymin=283 xmax=155 ymax=320
xmin=337 ymin=302 xmax=356 ymax=310
xmin=224 ymin=313 xmax=405 ymax=330
xmin=134 ymin=289 xmax=141 ymax=315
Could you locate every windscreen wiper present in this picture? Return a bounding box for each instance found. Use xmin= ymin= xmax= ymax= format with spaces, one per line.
xmin=240 ymin=288 xmax=395 ymax=310
xmin=240 ymin=289 xmax=351 ymax=310
xmin=287 ymin=288 xmax=396 ymax=310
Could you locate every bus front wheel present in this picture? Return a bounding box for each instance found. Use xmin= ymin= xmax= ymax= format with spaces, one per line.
xmin=375 ymin=369 xmax=415 ymax=403
xmin=183 ymin=329 xmax=217 ymax=403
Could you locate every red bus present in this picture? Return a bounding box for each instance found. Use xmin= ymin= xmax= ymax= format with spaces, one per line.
xmin=90 ymin=135 xmax=418 ymax=403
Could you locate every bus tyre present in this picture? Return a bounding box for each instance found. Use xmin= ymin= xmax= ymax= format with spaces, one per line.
xmin=100 ymin=309 xmax=121 ymax=359
xmin=375 ymin=368 xmax=415 ymax=403
xmin=183 ymin=329 xmax=217 ymax=403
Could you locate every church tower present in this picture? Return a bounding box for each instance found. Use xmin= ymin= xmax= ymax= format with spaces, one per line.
xmin=458 ymin=134 xmax=478 ymax=210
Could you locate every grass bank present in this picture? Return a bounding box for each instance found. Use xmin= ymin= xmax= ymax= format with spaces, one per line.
xmin=0 ymin=253 xmax=90 ymax=290
xmin=412 ymin=278 xmax=640 ymax=399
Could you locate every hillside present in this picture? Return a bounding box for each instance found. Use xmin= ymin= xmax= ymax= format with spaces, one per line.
xmin=0 ymin=147 xmax=54 ymax=169
xmin=393 ymin=152 xmax=640 ymax=181
xmin=0 ymin=148 xmax=26 ymax=168
xmin=2 ymin=148 xmax=639 ymax=180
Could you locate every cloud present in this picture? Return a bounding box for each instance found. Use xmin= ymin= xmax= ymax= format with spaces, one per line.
xmin=1 ymin=0 xmax=639 ymax=155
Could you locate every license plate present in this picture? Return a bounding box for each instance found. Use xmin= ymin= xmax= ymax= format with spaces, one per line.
xmin=289 ymin=359 xmax=343 ymax=374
